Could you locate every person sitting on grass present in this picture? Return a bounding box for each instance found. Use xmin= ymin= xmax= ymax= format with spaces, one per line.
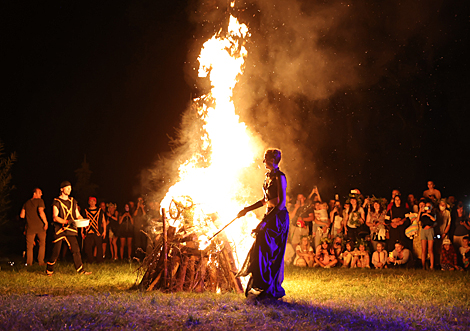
xmin=341 ymin=241 xmax=355 ymax=268
xmin=459 ymin=236 xmax=470 ymax=270
xmin=441 ymin=238 xmax=461 ymax=271
xmin=387 ymin=241 xmax=411 ymax=269
xmin=293 ymin=236 xmax=314 ymax=267
xmin=332 ymin=236 xmax=344 ymax=265
xmin=372 ymin=242 xmax=388 ymax=269
xmin=352 ymin=239 xmax=370 ymax=268
xmin=315 ymin=238 xmax=337 ymax=268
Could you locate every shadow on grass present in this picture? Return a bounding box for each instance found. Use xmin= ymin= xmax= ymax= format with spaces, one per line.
xmin=244 ymin=297 xmax=444 ymax=331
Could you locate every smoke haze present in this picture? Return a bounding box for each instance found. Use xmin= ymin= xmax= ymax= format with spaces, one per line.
xmin=149 ymin=0 xmax=463 ymax=203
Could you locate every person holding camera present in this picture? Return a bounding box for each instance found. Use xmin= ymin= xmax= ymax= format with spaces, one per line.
xmin=419 ymin=201 xmax=436 ymax=270
xmin=118 ymin=203 xmax=134 ymax=261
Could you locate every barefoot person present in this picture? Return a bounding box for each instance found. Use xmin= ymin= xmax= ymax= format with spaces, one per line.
xmin=237 ymin=149 xmax=289 ymax=300
xmin=46 ymin=181 xmax=90 ymax=275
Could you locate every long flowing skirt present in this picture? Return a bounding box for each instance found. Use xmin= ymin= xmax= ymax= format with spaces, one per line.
xmin=237 ymin=209 xmax=289 ymax=299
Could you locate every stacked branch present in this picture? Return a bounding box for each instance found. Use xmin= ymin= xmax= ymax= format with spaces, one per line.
xmin=136 ymin=198 xmax=243 ymax=294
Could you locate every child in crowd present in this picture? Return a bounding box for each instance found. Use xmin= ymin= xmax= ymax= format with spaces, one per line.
xmin=329 ymin=202 xmax=343 ymax=238
xmin=372 ymin=242 xmax=388 ymax=269
xmin=460 ymin=236 xmax=470 ymax=270
xmin=332 ymin=236 xmax=344 ymax=263
xmin=352 ymin=240 xmax=370 ymax=268
xmin=341 ymin=241 xmax=355 ymax=268
xmin=294 ymin=236 xmax=314 ymax=267
xmin=441 ymin=238 xmax=461 ymax=271
xmin=314 ymin=202 xmax=330 ymax=248
xmin=315 ymin=238 xmax=337 ymax=268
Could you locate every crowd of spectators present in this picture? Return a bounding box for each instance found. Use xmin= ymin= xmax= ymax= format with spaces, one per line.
xmin=284 ymin=181 xmax=470 ymax=271
xmin=20 ymin=190 xmax=160 ymax=266
xmin=19 ymin=180 xmax=470 ymax=272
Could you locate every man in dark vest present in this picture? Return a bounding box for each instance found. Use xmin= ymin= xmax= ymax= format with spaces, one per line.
xmin=46 ymin=181 xmax=90 ymax=275
xmin=83 ymin=196 xmax=106 ymax=263
xmin=20 ymin=187 xmax=48 ymax=266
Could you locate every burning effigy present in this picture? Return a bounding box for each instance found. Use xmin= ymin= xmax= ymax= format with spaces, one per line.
xmin=138 ymin=13 xmax=266 ymax=293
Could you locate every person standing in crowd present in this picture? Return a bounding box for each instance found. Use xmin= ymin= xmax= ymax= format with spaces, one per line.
xmin=19 ymin=188 xmax=48 ymax=266
xmin=386 ymin=194 xmax=411 ymax=252
xmin=290 ymin=194 xmax=310 ymax=247
xmin=329 ymin=200 xmax=343 ymax=238
xmin=107 ymin=203 xmax=119 ymax=261
xmin=99 ymin=201 xmax=108 ymax=259
xmin=343 ymin=192 xmax=364 ymax=243
xmin=83 ymin=197 xmax=106 ymax=263
xmin=418 ymin=201 xmax=436 ymax=270
xmin=237 ymin=148 xmax=289 ymax=300
xmin=423 ymin=181 xmax=441 ymax=204
xmin=366 ymin=197 xmax=387 ymax=251
xmin=46 ymin=181 xmax=90 ymax=275
xmin=452 ymin=202 xmax=469 ymax=251
xmin=435 ymin=199 xmax=451 ymax=267
xmin=407 ymin=194 xmax=419 ymax=213
xmin=118 ymin=203 xmax=134 ymax=261
xmin=313 ymin=202 xmax=330 ymax=248
xmin=133 ymin=197 xmax=147 ymax=259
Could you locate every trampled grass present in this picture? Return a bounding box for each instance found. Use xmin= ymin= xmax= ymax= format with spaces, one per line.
xmin=0 ymin=261 xmax=469 ymax=330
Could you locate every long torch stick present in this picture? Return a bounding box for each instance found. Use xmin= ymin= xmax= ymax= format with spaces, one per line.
xmin=206 ymin=216 xmax=240 ymax=242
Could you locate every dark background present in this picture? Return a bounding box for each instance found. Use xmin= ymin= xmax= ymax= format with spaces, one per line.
xmin=1 ymin=0 xmax=469 ymax=223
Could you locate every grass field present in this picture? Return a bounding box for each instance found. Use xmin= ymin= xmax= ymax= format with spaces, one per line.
xmin=0 ymin=261 xmax=469 ymax=330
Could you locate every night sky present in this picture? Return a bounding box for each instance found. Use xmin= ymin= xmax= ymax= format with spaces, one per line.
xmin=2 ymin=0 xmax=469 ymax=216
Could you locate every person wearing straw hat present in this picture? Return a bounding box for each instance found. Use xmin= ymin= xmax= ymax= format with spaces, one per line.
xmin=46 ymin=181 xmax=90 ymax=275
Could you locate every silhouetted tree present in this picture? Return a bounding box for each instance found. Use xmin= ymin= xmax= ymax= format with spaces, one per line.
xmin=0 ymin=140 xmax=16 ymax=225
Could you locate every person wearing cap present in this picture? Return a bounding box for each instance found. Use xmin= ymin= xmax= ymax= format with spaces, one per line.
xmin=19 ymin=188 xmax=48 ymax=266
xmin=83 ymin=197 xmax=106 ymax=263
xmin=440 ymin=238 xmax=460 ymax=271
xmin=46 ymin=181 xmax=90 ymax=275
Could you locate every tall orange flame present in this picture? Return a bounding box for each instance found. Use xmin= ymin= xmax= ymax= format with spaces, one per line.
xmin=161 ymin=15 xmax=261 ymax=268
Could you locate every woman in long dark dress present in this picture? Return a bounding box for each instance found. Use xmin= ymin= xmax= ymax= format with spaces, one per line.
xmin=237 ymin=148 xmax=289 ymax=300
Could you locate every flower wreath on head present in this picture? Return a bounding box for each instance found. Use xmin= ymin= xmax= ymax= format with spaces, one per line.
xmin=320 ymin=237 xmax=332 ymax=245
xmin=346 ymin=189 xmax=363 ymax=206
xmin=354 ymin=238 xmax=370 ymax=253
xmin=369 ymin=195 xmax=387 ymax=210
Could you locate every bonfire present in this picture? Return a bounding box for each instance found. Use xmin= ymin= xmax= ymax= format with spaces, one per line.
xmin=138 ymin=13 xmax=263 ymax=293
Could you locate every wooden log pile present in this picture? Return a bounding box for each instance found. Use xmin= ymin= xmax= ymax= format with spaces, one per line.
xmin=137 ymin=207 xmax=244 ymax=294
